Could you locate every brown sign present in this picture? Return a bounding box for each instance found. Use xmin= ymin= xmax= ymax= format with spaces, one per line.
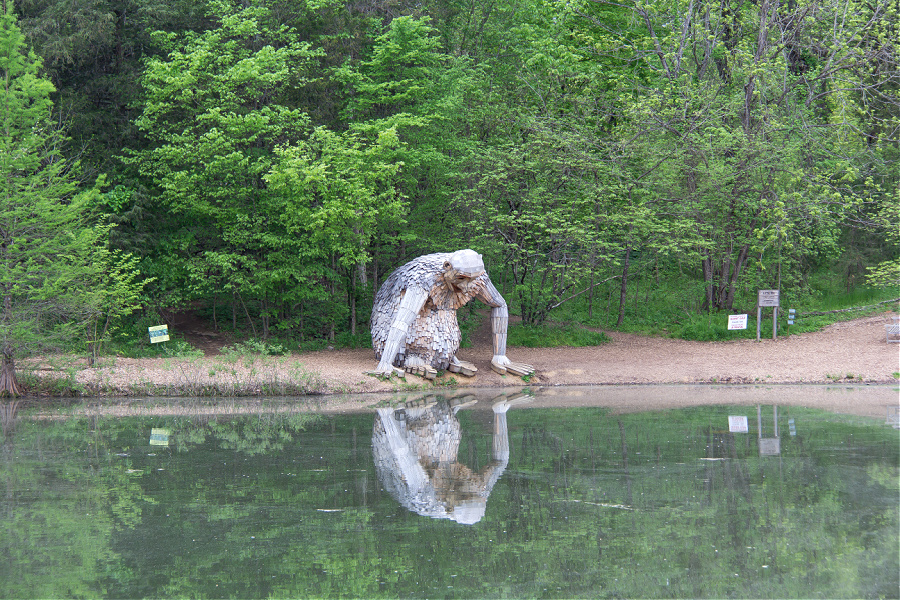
xmin=758 ymin=289 xmax=780 ymax=307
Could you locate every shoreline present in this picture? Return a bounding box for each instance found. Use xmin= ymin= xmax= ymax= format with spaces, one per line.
xmin=16 ymin=313 xmax=900 ymax=407
xmin=21 ymin=382 xmax=899 ymax=420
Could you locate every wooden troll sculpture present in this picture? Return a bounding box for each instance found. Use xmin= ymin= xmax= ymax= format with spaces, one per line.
xmin=370 ymin=250 xmax=535 ymax=379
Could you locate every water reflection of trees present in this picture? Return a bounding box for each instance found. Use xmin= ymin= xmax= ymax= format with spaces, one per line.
xmin=1 ymin=400 xmax=20 ymax=441
xmin=1 ymin=400 xmax=896 ymax=598
xmin=500 ymin=406 xmax=898 ymax=598
xmin=372 ymin=393 xmax=531 ymax=524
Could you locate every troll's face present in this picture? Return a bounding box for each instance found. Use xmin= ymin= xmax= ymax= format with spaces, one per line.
xmin=442 ymin=249 xmax=484 ymax=293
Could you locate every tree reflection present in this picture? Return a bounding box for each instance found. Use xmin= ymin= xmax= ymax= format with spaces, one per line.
xmin=0 ymin=400 xmax=18 ymax=438
xmin=372 ymin=392 xmax=531 ymax=524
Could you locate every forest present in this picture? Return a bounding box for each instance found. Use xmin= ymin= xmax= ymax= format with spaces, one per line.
xmin=0 ymin=0 xmax=897 ymax=393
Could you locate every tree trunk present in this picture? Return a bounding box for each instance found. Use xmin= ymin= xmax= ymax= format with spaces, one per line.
xmin=0 ymin=293 xmax=20 ymax=396
xmin=329 ymin=255 xmax=337 ymax=341
xmin=237 ymin=292 xmax=257 ymax=337
xmin=718 ymin=254 xmax=732 ymax=308
xmin=260 ymin=298 xmax=269 ymax=339
xmin=349 ymin=273 xmax=357 ymax=337
xmin=588 ymin=266 xmax=595 ymax=319
xmin=0 ymin=348 xmax=21 ymax=397
xmin=351 ymin=260 xmax=368 ymax=336
xmin=87 ymin=321 xmax=97 ymax=367
xmin=701 ymin=245 xmax=750 ymax=312
xmin=701 ymin=252 xmax=715 ymax=312
xmin=724 ymin=244 xmax=750 ymax=310
xmin=616 ymin=245 xmax=631 ymax=328
xmin=372 ymin=253 xmax=379 ymax=295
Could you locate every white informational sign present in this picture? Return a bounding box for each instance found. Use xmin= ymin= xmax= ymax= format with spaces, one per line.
xmin=148 ymin=324 xmax=169 ymax=343
xmin=728 ymin=416 xmax=749 ymax=433
xmin=728 ymin=314 xmax=749 ymax=330
xmin=758 ymin=289 xmax=780 ymax=307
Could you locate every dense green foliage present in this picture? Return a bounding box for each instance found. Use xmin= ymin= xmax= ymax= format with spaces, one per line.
xmin=3 ymin=0 xmax=898 ymax=359
xmin=0 ymin=7 xmax=146 ymax=394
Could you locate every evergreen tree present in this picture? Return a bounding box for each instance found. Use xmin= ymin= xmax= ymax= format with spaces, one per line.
xmin=0 ymin=7 xmax=97 ymax=395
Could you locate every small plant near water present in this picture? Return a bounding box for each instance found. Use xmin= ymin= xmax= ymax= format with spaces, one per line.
xmin=435 ymin=375 xmax=458 ymax=388
xmin=368 ymin=371 xmax=394 ymax=382
xmin=18 ymin=368 xmax=85 ymax=397
xmin=394 ymin=379 xmax=434 ymax=392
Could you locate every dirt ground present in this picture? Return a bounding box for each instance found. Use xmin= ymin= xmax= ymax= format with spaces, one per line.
xmin=297 ymin=312 xmax=900 ymax=389
xmin=62 ymin=312 xmax=900 ymax=415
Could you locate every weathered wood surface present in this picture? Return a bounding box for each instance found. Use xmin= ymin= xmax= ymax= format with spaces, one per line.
xmin=370 ymin=250 xmax=534 ymax=378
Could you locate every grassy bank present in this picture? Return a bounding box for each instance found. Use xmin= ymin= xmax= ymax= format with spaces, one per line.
xmin=553 ymin=282 xmax=899 ymax=342
xmin=17 ymin=352 xmax=328 ymax=399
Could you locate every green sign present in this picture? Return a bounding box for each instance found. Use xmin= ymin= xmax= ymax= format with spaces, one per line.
xmin=149 ymin=428 xmax=171 ymax=446
xmin=148 ymin=325 xmax=169 ymax=343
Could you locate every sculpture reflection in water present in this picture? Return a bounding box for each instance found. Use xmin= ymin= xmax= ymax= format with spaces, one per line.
xmin=372 ymin=393 xmax=531 ymax=525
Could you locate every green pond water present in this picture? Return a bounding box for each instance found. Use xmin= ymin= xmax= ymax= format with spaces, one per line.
xmin=1 ymin=386 xmax=897 ymax=599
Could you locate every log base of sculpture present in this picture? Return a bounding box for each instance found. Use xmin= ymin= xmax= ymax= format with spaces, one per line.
xmin=370 ymin=250 xmax=534 ymax=380
xmin=406 ymin=364 xmax=438 ymax=380
xmin=447 ymin=359 xmax=477 ymax=377
xmin=491 ymin=362 xmax=531 ymax=377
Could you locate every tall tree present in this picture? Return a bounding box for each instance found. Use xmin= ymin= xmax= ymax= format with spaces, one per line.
xmin=12 ymin=0 xmax=212 ymax=179
xmin=0 ymin=7 xmax=99 ymax=394
xmin=334 ymin=15 xmax=481 ymax=331
xmin=124 ymin=0 xmax=322 ymax=336
xmin=336 ymin=15 xmax=468 ymax=255
xmin=452 ymin=1 xmax=625 ymax=325
xmin=570 ymin=0 xmax=899 ymax=311
xmin=265 ymin=126 xmax=406 ymax=336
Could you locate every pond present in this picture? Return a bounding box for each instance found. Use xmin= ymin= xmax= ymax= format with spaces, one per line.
xmin=1 ymin=385 xmax=897 ymax=599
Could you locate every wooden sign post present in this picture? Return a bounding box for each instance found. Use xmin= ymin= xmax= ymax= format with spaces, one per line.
xmin=757 ymin=290 xmax=780 ymax=341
